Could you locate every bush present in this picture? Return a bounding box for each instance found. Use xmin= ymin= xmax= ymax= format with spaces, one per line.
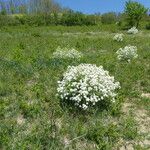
xmin=61 ymin=11 xmax=97 ymax=26
xmin=101 ymin=12 xmax=117 ymax=24
xmin=16 ymin=14 xmax=54 ymax=26
xmin=61 ymin=11 xmax=84 ymax=26
xmin=57 ymin=64 xmax=120 ymax=110
xmin=116 ymin=45 xmax=138 ymax=62
xmin=0 ymin=15 xmax=21 ymax=26
xmin=83 ymin=15 xmax=98 ymax=25
xmin=146 ymin=22 xmax=150 ymax=30
xmin=0 ymin=12 xmax=98 ymax=27
xmin=0 ymin=14 xmax=60 ymax=27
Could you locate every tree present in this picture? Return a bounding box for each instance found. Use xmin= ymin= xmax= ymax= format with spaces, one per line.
xmin=9 ymin=0 xmax=16 ymax=14
xmin=125 ymin=0 xmax=148 ymax=28
xmin=18 ymin=4 xmax=27 ymax=14
xmin=0 ymin=1 xmax=7 ymax=15
xmin=29 ymin=0 xmax=61 ymax=14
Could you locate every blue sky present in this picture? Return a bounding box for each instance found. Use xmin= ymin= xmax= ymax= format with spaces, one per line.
xmin=56 ymin=0 xmax=150 ymax=14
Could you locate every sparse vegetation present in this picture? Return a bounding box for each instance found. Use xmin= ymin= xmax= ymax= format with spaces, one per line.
xmin=0 ymin=0 xmax=150 ymax=150
xmin=0 ymin=25 xmax=149 ymax=149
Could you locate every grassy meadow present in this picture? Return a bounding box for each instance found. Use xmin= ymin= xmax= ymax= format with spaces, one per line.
xmin=0 ymin=25 xmax=150 ymax=150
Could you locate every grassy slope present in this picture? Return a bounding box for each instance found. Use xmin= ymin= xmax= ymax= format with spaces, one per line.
xmin=0 ymin=25 xmax=150 ymax=150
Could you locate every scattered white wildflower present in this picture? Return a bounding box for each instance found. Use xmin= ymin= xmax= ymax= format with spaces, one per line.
xmin=17 ymin=115 xmax=25 ymax=125
xmin=113 ymin=33 xmax=124 ymax=42
xmin=115 ymin=22 xmax=119 ymax=25
xmin=116 ymin=45 xmax=138 ymax=62
xmin=57 ymin=64 xmax=120 ymax=110
xmin=52 ymin=46 xmax=82 ymax=59
xmin=127 ymin=27 xmax=138 ymax=34
xmin=64 ymin=136 xmax=70 ymax=146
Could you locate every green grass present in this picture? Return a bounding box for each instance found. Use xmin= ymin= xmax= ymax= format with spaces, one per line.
xmin=0 ymin=25 xmax=150 ymax=149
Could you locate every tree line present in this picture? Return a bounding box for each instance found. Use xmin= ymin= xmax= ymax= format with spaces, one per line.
xmin=0 ymin=0 xmax=149 ymax=28
xmin=0 ymin=0 xmax=62 ymax=15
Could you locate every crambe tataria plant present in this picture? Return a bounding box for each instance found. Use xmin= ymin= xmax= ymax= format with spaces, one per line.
xmin=116 ymin=45 xmax=138 ymax=62
xmin=57 ymin=64 xmax=120 ymax=110
xmin=127 ymin=27 xmax=138 ymax=34
xmin=52 ymin=46 xmax=82 ymax=59
xmin=113 ymin=33 xmax=124 ymax=42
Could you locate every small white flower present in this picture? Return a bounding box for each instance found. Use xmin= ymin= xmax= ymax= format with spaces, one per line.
xmin=82 ymin=104 xmax=88 ymax=110
xmin=127 ymin=27 xmax=138 ymax=34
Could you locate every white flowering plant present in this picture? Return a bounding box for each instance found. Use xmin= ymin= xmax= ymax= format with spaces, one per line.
xmin=113 ymin=33 xmax=124 ymax=42
xmin=57 ymin=64 xmax=120 ymax=110
xmin=52 ymin=46 xmax=82 ymax=59
xmin=127 ymin=27 xmax=138 ymax=34
xmin=116 ymin=45 xmax=138 ymax=62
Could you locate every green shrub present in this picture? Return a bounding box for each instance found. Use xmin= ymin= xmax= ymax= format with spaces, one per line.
xmin=61 ymin=11 xmax=96 ymax=26
xmin=18 ymin=14 xmax=47 ymax=26
xmin=83 ymin=15 xmax=98 ymax=25
xmin=0 ymin=12 xmax=98 ymax=27
xmin=0 ymin=15 xmax=21 ymax=26
xmin=146 ymin=22 xmax=150 ymax=30
xmin=61 ymin=11 xmax=84 ymax=26
xmin=101 ymin=12 xmax=117 ymax=24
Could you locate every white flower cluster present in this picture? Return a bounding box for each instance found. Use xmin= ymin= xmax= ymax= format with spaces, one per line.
xmin=116 ymin=45 xmax=138 ymax=62
xmin=52 ymin=46 xmax=82 ymax=59
xmin=57 ymin=64 xmax=120 ymax=110
xmin=113 ymin=33 xmax=124 ymax=42
xmin=127 ymin=27 xmax=138 ymax=34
